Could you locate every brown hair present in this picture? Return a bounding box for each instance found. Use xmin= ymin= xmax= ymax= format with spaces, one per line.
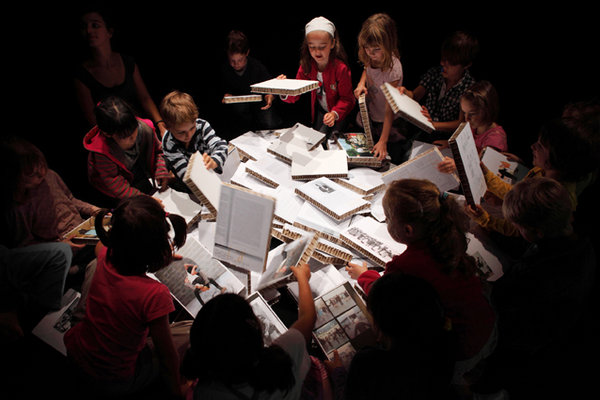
xmin=382 ymin=179 xmax=475 ymax=277
xmin=226 ymin=30 xmax=249 ymax=55
xmin=357 ymin=13 xmax=400 ymax=71
xmin=461 ymin=80 xmax=500 ymax=125
xmin=441 ymin=30 xmax=479 ymax=67
xmin=299 ymin=24 xmax=347 ymax=74
xmin=159 ymin=91 xmax=199 ymax=128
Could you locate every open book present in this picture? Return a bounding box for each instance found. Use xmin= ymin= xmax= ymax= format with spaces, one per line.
xmin=251 ymin=78 xmax=320 ymax=96
xmin=381 ymin=146 xmax=460 ymax=192
xmin=381 ymin=82 xmax=435 ymax=133
xmin=247 ymin=291 xmax=288 ymax=346
xmin=32 ymin=289 xmax=81 ymax=356
xmin=213 ymin=183 xmax=276 ymax=273
xmin=336 ymin=132 xmax=384 ymax=168
xmin=223 ymin=94 xmax=263 ymax=104
xmin=62 ymin=215 xmax=111 ymax=245
xmin=291 ymin=149 xmax=349 ymax=181
xmin=183 ymin=151 xmax=223 ymax=217
xmin=448 ymin=122 xmax=488 ymax=206
xmin=480 ymin=146 xmax=529 ymax=184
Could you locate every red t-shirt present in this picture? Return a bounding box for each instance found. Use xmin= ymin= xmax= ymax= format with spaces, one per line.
xmin=358 ymin=244 xmax=495 ymax=360
xmin=64 ymin=247 xmax=174 ymax=380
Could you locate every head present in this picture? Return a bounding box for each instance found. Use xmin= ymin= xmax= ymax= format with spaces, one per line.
xmin=159 ymin=91 xmax=200 ymax=146
xmin=2 ymin=136 xmax=48 ymax=197
xmin=181 ymin=293 xmax=295 ymax=394
xmin=440 ymin=31 xmax=479 ymax=80
xmin=94 ymin=96 xmax=139 ymax=150
xmin=301 ymin=16 xmax=347 ymax=72
xmin=460 ymin=80 xmax=499 ymax=130
xmin=78 ymin=4 xmax=115 ymax=50
xmin=383 ymin=179 xmax=474 ymax=276
xmin=226 ymin=30 xmax=250 ymax=72
xmin=95 ymin=195 xmax=187 ymax=275
xmin=357 ymin=13 xmax=400 ymax=70
xmin=503 ymin=177 xmax=573 ymax=242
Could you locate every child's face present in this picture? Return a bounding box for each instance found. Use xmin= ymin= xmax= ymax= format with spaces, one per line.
xmin=440 ymin=59 xmax=467 ymax=82
xmin=307 ymin=31 xmax=334 ymax=67
xmin=461 ymin=98 xmax=484 ymax=130
xmin=80 ymin=12 xmax=112 ymax=48
xmin=170 ymin=121 xmax=196 ymax=146
xmin=228 ymin=51 xmax=249 ymax=72
xmin=21 ymin=165 xmax=47 ymax=190
xmin=363 ymin=44 xmax=384 ymax=66
xmin=110 ymin=128 xmax=138 ymax=151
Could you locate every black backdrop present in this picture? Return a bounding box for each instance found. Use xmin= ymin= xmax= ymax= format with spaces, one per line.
xmin=5 ymin=2 xmax=599 ymax=201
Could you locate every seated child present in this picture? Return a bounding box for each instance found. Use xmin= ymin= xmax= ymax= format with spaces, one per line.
xmin=160 ymin=90 xmax=228 ymax=193
xmin=83 ymin=96 xmax=170 ymax=205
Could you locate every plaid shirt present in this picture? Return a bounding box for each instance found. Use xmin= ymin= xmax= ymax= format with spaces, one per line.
xmin=419 ymin=66 xmax=475 ymax=122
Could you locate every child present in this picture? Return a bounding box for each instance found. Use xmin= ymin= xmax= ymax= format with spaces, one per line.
xmin=220 ymin=30 xmax=282 ymax=137
xmin=354 ymin=13 xmax=408 ymax=164
xmin=181 ymin=263 xmax=316 ymax=399
xmin=159 ymin=90 xmax=228 ymax=193
xmin=64 ymin=195 xmax=191 ymax=398
xmin=280 ymin=16 xmax=355 ymax=138
xmin=83 ymin=96 xmax=171 ymax=206
xmin=346 ymin=179 xmax=496 ymax=390
xmin=400 ymin=30 xmax=479 ymax=141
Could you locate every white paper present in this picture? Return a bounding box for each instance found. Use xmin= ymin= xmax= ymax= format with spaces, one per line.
xmin=184 ymin=151 xmax=223 ymax=213
xmin=449 ymin=123 xmax=487 ymax=205
xmin=291 ymin=149 xmax=348 ymax=180
xmin=32 ymin=289 xmax=81 ymax=356
xmin=295 ymin=177 xmax=370 ymax=221
xmin=381 ymin=82 xmax=435 ymax=132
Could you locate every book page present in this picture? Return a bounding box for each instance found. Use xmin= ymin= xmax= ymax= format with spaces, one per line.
xmin=480 ymin=146 xmax=529 ymax=184
xmin=247 ymin=292 xmax=288 ymax=346
xmin=32 ymin=289 xmax=81 ymax=356
xmin=449 ymin=123 xmax=487 ymax=205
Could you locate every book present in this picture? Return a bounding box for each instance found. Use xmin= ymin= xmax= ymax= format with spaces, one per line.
xmin=381 ymin=146 xmax=460 ymax=193
xmin=339 ymin=216 xmax=407 ymax=268
xmin=247 ymin=291 xmax=288 ymax=346
xmin=244 ymin=155 xmax=297 ymax=189
xmin=357 ymin=94 xmax=375 ymax=148
xmin=183 ymin=151 xmax=223 ymax=216
xmin=336 ymin=133 xmax=383 ymax=168
xmin=333 ymin=167 xmax=385 ymax=196
xmin=32 ymin=289 xmax=81 ymax=356
xmin=229 ymin=130 xmax=275 ymax=162
xmin=448 ymin=122 xmax=488 ymax=206
xmin=279 ymin=223 xmax=354 ymax=263
xmin=213 ymin=183 xmax=276 ymax=273
xmin=153 ymin=187 xmax=205 ymax=230
xmin=223 ymin=94 xmax=263 ymax=104
xmin=251 ymin=78 xmax=320 ymax=96
xmin=381 ymin=82 xmax=435 ymax=133
xmin=293 ymin=201 xmax=352 ymax=244
xmin=62 ymin=215 xmax=111 ymax=244
xmin=480 ymin=146 xmax=529 ymax=184
xmin=291 ymin=149 xmax=349 ymax=181
xmin=294 ymin=177 xmax=371 ymax=222
xmin=267 ymin=124 xmax=327 ymax=162
xmin=152 ymin=236 xmax=246 ymax=317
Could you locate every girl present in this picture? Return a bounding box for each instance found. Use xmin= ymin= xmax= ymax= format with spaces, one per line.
xmin=64 ymin=195 xmax=190 ymax=398
xmin=181 ymin=262 xmax=316 ymax=400
xmin=346 ymin=179 xmax=497 ymax=391
xmin=354 ymin=13 xmax=407 ymax=164
xmin=280 ymin=16 xmax=355 ymax=138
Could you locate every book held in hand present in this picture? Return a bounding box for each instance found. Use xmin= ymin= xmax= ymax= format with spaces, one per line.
xmin=251 ymin=78 xmax=320 ymax=96
xmin=223 ymin=94 xmax=263 ymax=104
xmin=381 ymin=82 xmax=435 ymax=133
xmin=62 ymin=215 xmax=111 ymax=244
xmin=183 ymin=151 xmax=223 ymax=217
xmin=480 ymin=146 xmax=529 ymax=184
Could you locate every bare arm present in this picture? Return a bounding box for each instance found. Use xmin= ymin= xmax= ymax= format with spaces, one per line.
xmin=132 ymin=64 xmax=166 ymax=138
xmin=289 ymin=263 xmax=316 ymax=343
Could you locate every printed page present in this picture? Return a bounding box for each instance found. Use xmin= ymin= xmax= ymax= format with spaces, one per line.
xmin=450 ymin=123 xmax=488 ymax=205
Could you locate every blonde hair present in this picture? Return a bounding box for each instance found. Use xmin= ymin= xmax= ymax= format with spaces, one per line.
xmin=159 ymin=91 xmax=199 ymax=127
xmin=383 ymin=179 xmax=475 ymax=276
xmin=357 ymin=13 xmax=400 ymax=71
xmin=461 ymin=80 xmax=499 ymax=125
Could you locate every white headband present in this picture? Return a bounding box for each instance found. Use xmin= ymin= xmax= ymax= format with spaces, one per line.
xmin=305 ymin=16 xmax=336 ymax=37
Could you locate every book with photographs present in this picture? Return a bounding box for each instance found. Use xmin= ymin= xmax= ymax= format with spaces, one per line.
xmin=339 ymin=216 xmax=407 ymax=268
xmin=291 ymin=149 xmax=349 ymax=181
xmin=151 ymin=236 xmax=246 ymax=318
xmin=279 ymin=223 xmax=354 ymax=264
xmin=62 ymin=215 xmax=111 ymax=245
xmin=336 ymin=133 xmax=384 ymax=168
xmin=294 ymin=177 xmax=371 ymax=222
xmin=448 ymin=122 xmax=488 ymax=206
xmin=381 ymin=82 xmax=435 ymax=133
xmin=333 ymin=167 xmax=386 ymax=196
xmin=247 ymin=291 xmax=288 ymax=346
xmin=255 ymin=230 xmax=319 ymax=292
xmin=213 ymin=183 xmax=276 ymax=274
xmin=223 ymin=94 xmax=263 ymax=104
xmin=480 ymin=146 xmax=529 ymax=185
xmin=32 ymin=289 xmax=81 ymax=356
xmin=311 ymin=282 xmax=376 ymax=369
xmin=183 ymin=151 xmax=223 ymax=216
xmin=251 ymin=78 xmax=320 ymax=96
xmin=153 ymin=187 xmax=207 ymax=230
xmin=381 ymin=146 xmax=460 ymax=193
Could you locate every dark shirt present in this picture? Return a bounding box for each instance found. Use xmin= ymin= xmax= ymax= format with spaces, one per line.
xmin=220 ymin=56 xmax=272 ymax=96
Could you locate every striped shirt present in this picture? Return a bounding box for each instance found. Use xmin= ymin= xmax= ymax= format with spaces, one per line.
xmin=161 ymin=118 xmax=228 ymax=179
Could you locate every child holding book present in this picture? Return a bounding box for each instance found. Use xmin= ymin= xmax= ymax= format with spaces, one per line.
xmin=159 ymin=90 xmax=228 ymax=193
xmin=64 ymin=195 xmax=191 ymax=398
xmin=346 ymin=179 xmax=496 ymax=392
xmin=279 ymin=16 xmax=355 ymax=139
xmin=181 ymin=263 xmax=316 ymax=400
xmin=83 ymin=96 xmax=171 ymax=206
xmin=354 ymin=13 xmax=408 ymax=164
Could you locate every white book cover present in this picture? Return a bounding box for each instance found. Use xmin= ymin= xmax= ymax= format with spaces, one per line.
xmin=251 ymin=78 xmax=320 ymax=95
xmin=213 ymin=183 xmax=276 ymax=273
xmin=287 ymin=263 xmax=348 ymax=301
xmin=153 ymin=187 xmax=204 ymax=228
xmin=183 ymin=151 xmax=223 ymax=216
xmin=267 ymin=127 xmax=322 ymax=163
xmin=381 ymin=147 xmax=460 ymax=192
xmin=286 ymin=123 xmax=327 ymax=150
xmin=333 ymin=167 xmax=385 ymax=195
xmin=409 ymin=140 xmax=453 ymax=159
xmin=230 ymin=130 xmax=275 ymax=161
xmin=294 ymin=201 xmax=352 ymax=241
xmin=219 ymin=146 xmax=242 ymax=184
xmin=245 ymin=155 xmax=297 ymax=189
xmin=466 ymin=232 xmax=504 ymax=282
xmin=480 ymin=146 xmax=529 ymax=184
xmin=32 ymin=289 xmax=81 ymax=356
xmin=381 ymin=82 xmax=435 ymax=133
xmin=291 ymin=149 xmax=348 ymax=180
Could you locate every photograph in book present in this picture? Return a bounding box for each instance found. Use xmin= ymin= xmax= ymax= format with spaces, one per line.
xmin=448 ymin=123 xmax=487 ymax=206
xmin=480 ymin=146 xmax=529 ymax=184
xmin=32 ymin=289 xmax=81 ymax=356
xmin=62 ymin=215 xmax=111 ymax=245
xmin=182 ymin=151 xmax=223 ymax=216
xmin=247 ymin=291 xmax=288 ymax=346
xmin=250 ymin=78 xmax=320 ymax=96
xmin=381 ymin=82 xmax=435 ymax=133
xmin=153 ymin=237 xmax=245 ymax=317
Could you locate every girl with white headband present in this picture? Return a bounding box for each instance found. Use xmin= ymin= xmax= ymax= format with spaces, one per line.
xmin=279 ymin=16 xmax=355 ymax=140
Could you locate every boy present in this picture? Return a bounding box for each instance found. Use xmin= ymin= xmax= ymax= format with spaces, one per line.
xmin=159 ymin=91 xmax=228 ymax=193
xmin=83 ymin=96 xmax=170 ymax=204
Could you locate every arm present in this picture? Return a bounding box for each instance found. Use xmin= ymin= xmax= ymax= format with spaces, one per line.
xmin=149 ymin=315 xmax=184 ymax=398
xmin=329 ymin=62 xmax=355 ymax=124
xmin=90 ymin=153 xmax=144 ymax=199
xmin=74 ymin=78 xmax=96 ymax=127
xmin=289 ymin=263 xmax=316 ymax=343
xmin=354 ymin=69 xmax=367 ymax=99
xmin=132 ymin=64 xmax=166 ymax=138
xmin=198 ymin=120 xmax=228 ymax=172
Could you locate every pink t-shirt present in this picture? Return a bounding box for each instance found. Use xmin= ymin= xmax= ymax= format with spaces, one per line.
xmin=64 ymin=247 xmax=174 ymax=380
xmin=365 ymin=56 xmax=404 ymax=122
xmin=473 ymin=125 xmax=508 ymax=153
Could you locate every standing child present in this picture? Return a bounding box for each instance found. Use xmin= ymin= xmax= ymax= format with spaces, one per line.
xmin=159 ymin=90 xmax=228 ymax=193
xmin=64 ymin=195 xmax=191 ymax=398
xmin=83 ymin=96 xmax=171 ymax=206
xmin=354 ymin=13 xmax=407 ymax=164
xmin=280 ymin=16 xmax=355 ymax=138
xmin=346 ymin=179 xmax=497 ymax=394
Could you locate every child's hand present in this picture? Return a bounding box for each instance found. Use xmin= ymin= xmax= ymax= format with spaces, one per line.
xmin=290 ymin=262 xmax=311 ymax=283
xmin=156 ymin=176 xmax=170 ymax=192
xmin=433 ymin=140 xmax=449 ymax=150
xmin=202 ymin=153 xmax=217 ymax=170
xmin=323 ymin=112 xmax=336 ymax=127
xmin=345 ymin=261 xmax=368 ymax=280
xmin=222 ymin=93 xmax=232 ymax=104
xmin=398 ymin=86 xmax=412 ymax=98
xmin=465 ymin=203 xmax=486 ymax=219
xmin=502 ymin=152 xmax=525 ymax=164
xmin=421 ymin=106 xmax=433 ymax=122
xmin=261 ymin=94 xmax=274 ymax=110
xmin=62 ymin=238 xmax=86 ymax=251
xmin=437 ymin=156 xmax=456 ymax=173
xmin=276 ymin=74 xmax=287 ymax=80
xmin=324 ymin=350 xmax=345 ymax=373
xmin=372 ymin=140 xmax=388 ymax=161
xmin=354 ymin=84 xmax=367 ymax=99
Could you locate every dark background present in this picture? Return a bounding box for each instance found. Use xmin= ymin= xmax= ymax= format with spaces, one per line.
xmin=4 ymin=2 xmax=599 ymax=201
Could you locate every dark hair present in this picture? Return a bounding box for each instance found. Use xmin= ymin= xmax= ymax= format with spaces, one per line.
xmin=181 ymin=293 xmax=295 ymax=394
xmin=94 ymin=96 xmax=139 ymax=138
xmin=226 ymin=30 xmax=249 ymax=54
xmin=95 ymin=195 xmax=187 ymax=275
xmin=441 ymin=30 xmax=479 ymax=67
